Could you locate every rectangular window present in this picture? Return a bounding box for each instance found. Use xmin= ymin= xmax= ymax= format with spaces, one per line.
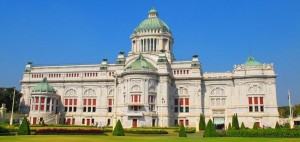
xmin=260 ymin=97 xmax=263 ymax=104
xmin=41 ymin=97 xmax=45 ymax=103
xmin=255 ymin=106 xmax=259 ymax=112
xmin=73 ymin=107 xmax=77 ymax=112
xmin=74 ymin=99 xmax=77 ymax=105
xmin=174 ymin=99 xmax=178 ymax=105
xmin=65 ymin=99 xmax=68 ymax=105
xmin=92 ymin=107 xmax=96 ymax=112
xmin=185 ymin=107 xmax=189 ymax=112
xmin=65 ymin=107 xmax=68 ymax=112
xmin=69 ymin=99 xmax=73 ymax=105
xmin=69 ymin=107 xmax=72 ymax=112
xmin=83 ymin=107 xmax=86 ymax=112
xmin=93 ymin=99 xmax=96 ymax=105
xmin=254 ymin=97 xmax=258 ymax=104
xmin=41 ymin=105 xmax=44 ymax=111
xmin=174 ymin=107 xmax=178 ymax=113
xmin=88 ymin=99 xmax=91 ymax=105
xmin=180 ymin=98 xmax=183 ymax=106
xmin=185 ymin=98 xmax=189 ymax=105
xmin=248 ymin=97 xmax=252 ymax=105
xmin=108 ymin=107 xmax=112 ymax=112
xmin=88 ymin=107 xmax=91 ymax=112
xmin=180 ymin=107 xmax=184 ymax=112
xmin=83 ymin=99 xmax=86 ymax=105
xmin=249 ymin=106 xmax=253 ymax=112
xmin=82 ymin=119 xmax=85 ymax=124
xmin=36 ymin=98 xmax=39 ymax=103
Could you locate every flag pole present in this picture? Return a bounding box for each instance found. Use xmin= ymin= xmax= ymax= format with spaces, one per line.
xmin=288 ymin=90 xmax=292 ymax=118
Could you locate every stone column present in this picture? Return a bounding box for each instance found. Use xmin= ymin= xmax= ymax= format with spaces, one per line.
xmin=38 ymin=96 xmax=41 ymax=112
xmin=50 ymin=98 xmax=53 ymax=113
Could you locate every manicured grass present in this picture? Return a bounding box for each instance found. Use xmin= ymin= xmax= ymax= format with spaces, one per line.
xmin=0 ymin=135 xmax=300 ymax=142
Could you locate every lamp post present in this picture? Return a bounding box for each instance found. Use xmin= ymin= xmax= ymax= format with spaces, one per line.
xmin=1 ymin=87 xmax=16 ymax=125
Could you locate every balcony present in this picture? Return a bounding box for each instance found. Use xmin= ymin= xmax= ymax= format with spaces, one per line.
xmin=126 ymin=111 xmax=143 ymax=117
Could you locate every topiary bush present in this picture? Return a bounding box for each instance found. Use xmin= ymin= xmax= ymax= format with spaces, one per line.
xmin=178 ymin=125 xmax=187 ymax=137
xmin=203 ymin=119 xmax=218 ymax=137
xmin=252 ymin=123 xmax=258 ymax=130
xmin=18 ymin=116 xmax=30 ymax=135
xmin=232 ymin=113 xmax=240 ymax=130
xmin=199 ymin=114 xmax=206 ymax=130
xmin=227 ymin=123 xmax=232 ymax=130
xmin=284 ymin=122 xmax=291 ymax=129
xmin=275 ymin=121 xmax=280 ymax=129
xmin=112 ymin=120 xmax=124 ymax=136
xmin=240 ymin=122 xmax=246 ymax=130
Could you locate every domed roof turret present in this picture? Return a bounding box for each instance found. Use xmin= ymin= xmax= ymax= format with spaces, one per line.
xmin=32 ymin=78 xmax=55 ymax=93
xmin=243 ymin=56 xmax=262 ymax=66
xmin=134 ymin=8 xmax=170 ymax=32
xmin=126 ymin=54 xmax=156 ymax=71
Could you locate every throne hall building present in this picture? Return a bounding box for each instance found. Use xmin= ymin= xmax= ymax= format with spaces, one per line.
xmin=20 ymin=8 xmax=279 ymax=129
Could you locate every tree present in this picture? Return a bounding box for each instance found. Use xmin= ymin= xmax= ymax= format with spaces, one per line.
xmin=227 ymin=123 xmax=232 ymax=130
xmin=275 ymin=121 xmax=280 ymax=129
xmin=232 ymin=113 xmax=240 ymax=130
xmin=284 ymin=122 xmax=291 ymax=129
xmin=179 ymin=125 xmax=187 ymax=137
xmin=18 ymin=116 xmax=30 ymax=135
xmin=0 ymin=88 xmax=22 ymax=112
xmin=252 ymin=123 xmax=258 ymax=130
xmin=240 ymin=122 xmax=246 ymax=130
xmin=112 ymin=120 xmax=124 ymax=136
xmin=203 ymin=119 xmax=218 ymax=137
xmin=199 ymin=114 xmax=206 ymax=130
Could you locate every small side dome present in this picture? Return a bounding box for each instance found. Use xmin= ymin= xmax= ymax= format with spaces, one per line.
xmin=32 ymin=78 xmax=55 ymax=93
xmin=126 ymin=54 xmax=156 ymax=71
xmin=243 ymin=56 xmax=262 ymax=66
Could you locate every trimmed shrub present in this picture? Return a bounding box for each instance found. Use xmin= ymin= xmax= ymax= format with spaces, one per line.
xmin=252 ymin=123 xmax=258 ymax=130
xmin=112 ymin=120 xmax=124 ymax=136
xmin=240 ymin=122 xmax=245 ymax=130
xmin=232 ymin=113 xmax=239 ymax=130
xmin=18 ymin=116 xmax=30 ymax=135
xmin=179 ymin=125 xmax=187 ymax=137
xmin=175 ymin=127 xmax=196 ymax=133
xmin=199 ymin=114 xmax=206 ymax=130
xmin=275 ymin=121 xmax=280 ymax=129
xmin=0 ymin=125 xmax=9 ymax=133
xmin=203 ymin=119 xmax=218 ymax=137
xmin=226 ymin=129 xmax=300 ymax=137
xmin=227 ymin=123 xmax=232 ymax=130
xmin=284 ymin=122 xmax=291 ymax=129
xmin=36 ymin=129 xmax=103 ymax=135
xmin=124 ymin=129 xmax=168 ymax=134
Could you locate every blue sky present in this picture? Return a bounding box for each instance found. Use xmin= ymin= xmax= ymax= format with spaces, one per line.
xmin=0 ymin=0 xmax=299 ymax=106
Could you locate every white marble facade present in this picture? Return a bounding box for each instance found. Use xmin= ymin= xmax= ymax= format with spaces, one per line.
xmin=20 ymin=8 xmax=279 ymax=129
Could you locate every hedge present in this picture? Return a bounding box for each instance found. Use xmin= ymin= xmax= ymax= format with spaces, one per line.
xmin=124 ymin=129 xmax=168 ymax=134
xmin=35 ymin=129 xmax=103 ymax=135
xmin=226 ymin=129 xmax=300 ymax=137
xmin=0 ymin=126 xmax=9 ymax=133
xmin=174 ymin=127 xmax=196 ymax=133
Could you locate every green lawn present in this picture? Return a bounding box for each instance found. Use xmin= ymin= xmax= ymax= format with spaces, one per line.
xmin=0 ymin=135 xmax=300 ymax=142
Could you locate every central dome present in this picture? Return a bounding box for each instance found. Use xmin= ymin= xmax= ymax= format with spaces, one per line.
xmin=126 ymin=54 xmax=156 ymax=71
xmin=134 ymin=8 xmax=170 ymax=32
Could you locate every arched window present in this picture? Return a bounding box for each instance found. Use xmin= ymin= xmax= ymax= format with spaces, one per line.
xmin=131 ymin=85 xmax=141 ymax=91
xmin=65 ymin=89 xmax=77 ymax=96
xmin=84 ymin=89 xmax=96 ymax=96
xmin=248 ymin=85 xmax=262 ymax=94
xmin=211 ymin=87 xmax=225 ymax=96
xmin=149 ymin=86 xmax=156 ymax=92
xmin=178 ymin=87 xmax=188 ymax=95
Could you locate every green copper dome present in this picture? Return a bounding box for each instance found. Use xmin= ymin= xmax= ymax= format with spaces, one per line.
xmin=32 ymin=78 xmax=55 ymax=93
xmin=135 ymin=8 xmax=170 ymax=32
xmin=126 ymin=54 xmax=156 ymax=71
xmin=244 ymin=56 xmax=263 ymax=66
